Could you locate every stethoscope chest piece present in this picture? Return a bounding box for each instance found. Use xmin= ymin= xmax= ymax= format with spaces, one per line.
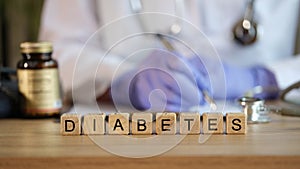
xmin=238 ymin=97 xmax=271 ymax=123
xmin=232 ymin=0 xmax=259 ymax=46
xmin=233 ymin=19 xmax=258 ymax=45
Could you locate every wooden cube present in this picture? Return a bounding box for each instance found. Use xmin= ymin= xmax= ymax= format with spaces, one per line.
xmin=226 ymin=112 xmax=247 ymax=134
xmin=156 ymin=112 xmax=176 ymax=135
xmin=108 ymin=113 xmax=129 ymax=135
xmin=82 ymin=113 xmax=106 ymax=135
xmin=179 ymin=113 xmax=200 ymax=134
xmin=60 ymin=113 xmax=81 ymax=136
xmin=132 ymin=113 xmax=153 ymax=135
xmin=202 ymin=112 xmax=224 ymax=134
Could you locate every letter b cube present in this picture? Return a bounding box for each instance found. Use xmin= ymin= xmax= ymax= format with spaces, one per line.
xmin=132 ymin=113 xmax=153 ymax=135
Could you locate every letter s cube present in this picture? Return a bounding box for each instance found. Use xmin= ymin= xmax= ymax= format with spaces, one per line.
xmin=226 ymin=112 xmax=247 ymax=134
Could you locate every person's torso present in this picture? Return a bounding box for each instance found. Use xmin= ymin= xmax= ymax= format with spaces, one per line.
xmin=95 ymin=0 xmax=299 ymax=66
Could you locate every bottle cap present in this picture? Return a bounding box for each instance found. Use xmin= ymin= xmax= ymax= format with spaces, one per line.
xmin=20 ymin=42 xmax=53 ymax=53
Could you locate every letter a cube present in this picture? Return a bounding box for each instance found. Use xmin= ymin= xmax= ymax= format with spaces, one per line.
xmin=108 ymin=113 xmax=129 ymax=135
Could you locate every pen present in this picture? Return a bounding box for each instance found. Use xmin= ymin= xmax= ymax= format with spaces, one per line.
xmin=156 ymin=34 xmax=217 ymax=110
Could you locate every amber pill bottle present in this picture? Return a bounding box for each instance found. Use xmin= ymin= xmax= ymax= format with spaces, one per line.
xmin=17 ymin=42 xmax=62 ymax=118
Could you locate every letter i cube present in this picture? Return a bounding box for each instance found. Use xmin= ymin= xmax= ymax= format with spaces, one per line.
xmin=83 ymin=113 xmax=106 ymax=135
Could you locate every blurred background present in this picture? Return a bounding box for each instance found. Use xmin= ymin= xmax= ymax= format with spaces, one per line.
xmin=0 ymin=0 xmax=299 ymax=70
xmin=0 ymin=0 xmax=44 ymax=68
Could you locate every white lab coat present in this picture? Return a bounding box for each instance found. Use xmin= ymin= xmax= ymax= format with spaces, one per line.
xmin=39 ymin=0 xmax=300 ymax=101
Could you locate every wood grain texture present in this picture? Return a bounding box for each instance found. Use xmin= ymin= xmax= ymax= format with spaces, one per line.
xmin=0 ymin=114 xmax=300 ymax=168
xmin=0 ymin=156 xmax=299 ymax=169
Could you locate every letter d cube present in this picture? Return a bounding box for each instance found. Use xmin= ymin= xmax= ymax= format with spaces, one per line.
xmin=60 ymin=113 xmax=81 ymax=136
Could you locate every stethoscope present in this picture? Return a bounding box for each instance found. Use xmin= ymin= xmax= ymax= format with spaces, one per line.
xmin=129 ymin=0 xmax=259 ymax=46
xmin=238 ymin=81 xmax=300 ymax=123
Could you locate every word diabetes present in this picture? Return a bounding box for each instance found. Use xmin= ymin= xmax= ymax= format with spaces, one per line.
xmin=61 ymin=112 xmax=247 ymax=135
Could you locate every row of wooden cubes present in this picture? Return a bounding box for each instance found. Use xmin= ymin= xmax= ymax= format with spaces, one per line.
xmin=60 ymin=112 xmax=246 ymax=136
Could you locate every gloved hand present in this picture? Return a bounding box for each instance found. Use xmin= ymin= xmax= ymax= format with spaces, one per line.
xmin=187 ymin=56 xmax=279 ymax=99
xmin=111 ymin=50 xmax=211 ymax=111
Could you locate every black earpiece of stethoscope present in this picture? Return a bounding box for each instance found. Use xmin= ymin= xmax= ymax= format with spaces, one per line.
xmin=233 ymin=0 xmax=258 ymax=46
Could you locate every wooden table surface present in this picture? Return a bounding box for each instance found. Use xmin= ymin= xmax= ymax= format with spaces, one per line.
xmin=0 ymin=113 xmax=300 ymax=169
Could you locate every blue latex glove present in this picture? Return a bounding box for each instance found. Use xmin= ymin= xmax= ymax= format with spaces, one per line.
xmin=188 ymin=56 xmax=279 ymax=99
xmin=111 ymin=50 xmax=211 ymax=111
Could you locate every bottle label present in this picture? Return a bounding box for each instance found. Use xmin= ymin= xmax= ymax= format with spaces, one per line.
xmin=17 ymin=68 xmax=62 ymax=114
